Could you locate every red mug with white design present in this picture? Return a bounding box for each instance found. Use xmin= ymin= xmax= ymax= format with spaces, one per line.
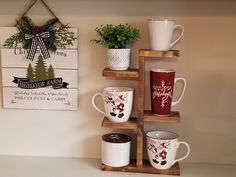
xmin=150 ymin=69 xmax=186 ymax=115
xmin=92 ymin=87 xmax=134 ymax=123
xmin=147 ymin=131 xmax=190 ymax=170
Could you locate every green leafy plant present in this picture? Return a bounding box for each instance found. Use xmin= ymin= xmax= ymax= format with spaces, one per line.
xmin=92 ymin=24 xmax=140 ymax=49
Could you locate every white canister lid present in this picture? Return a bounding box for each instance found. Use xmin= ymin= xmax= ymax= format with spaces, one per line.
xmin=102 ymin=133 xmax=131 ymax=143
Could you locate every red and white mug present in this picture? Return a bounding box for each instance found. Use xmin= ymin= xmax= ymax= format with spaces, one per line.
xmin=147 ymin=131 xmax=190 ymax=170
xmin=92 ymin=87 xmax=134 ymax=123
xmin=150 ymin=69 xmax=186 ymax=115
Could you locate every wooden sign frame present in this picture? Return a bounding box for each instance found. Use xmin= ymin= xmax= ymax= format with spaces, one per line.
xmin=0 ymin=27 xmax=78 ymax=110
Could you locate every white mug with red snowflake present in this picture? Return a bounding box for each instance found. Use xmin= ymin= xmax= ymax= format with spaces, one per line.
xmin=92 ymin=87 xmax=134 ymax=123
xmin=147 ymin=131 xmax=190 ymax=170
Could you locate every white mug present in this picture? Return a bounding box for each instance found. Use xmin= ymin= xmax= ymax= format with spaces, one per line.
xmin=148 ymin=19 xmax=184 ymax=51
xmin=147 ymin=131 xmax=190 ymax=170
xmin=92 ymin=87 xmax=134 ymax=123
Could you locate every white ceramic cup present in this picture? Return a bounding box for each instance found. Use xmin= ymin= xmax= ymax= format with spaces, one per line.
xmin=92 ymin=87 xmax=134 ymax=123
xmin=148 ymin=19 xmax=184 ymax=51
xmin=102 ymin=133 xmax=131 ymax=167
xmin=147 ymin=131 xmax=190 ymax=170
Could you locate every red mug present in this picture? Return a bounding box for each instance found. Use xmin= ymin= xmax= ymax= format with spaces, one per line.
xmin=150 ymin=69 xmax=186 ymax=115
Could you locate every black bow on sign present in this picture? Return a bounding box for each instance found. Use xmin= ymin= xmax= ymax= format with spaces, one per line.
xmin=25 ymin=31 xmax=50 ymax=61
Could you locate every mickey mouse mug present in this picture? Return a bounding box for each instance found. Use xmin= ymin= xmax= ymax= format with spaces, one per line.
xmin=147 ymin=131 xmax=190 ymax=170
xmin=92 ymin=87 xmax=134 ymax=123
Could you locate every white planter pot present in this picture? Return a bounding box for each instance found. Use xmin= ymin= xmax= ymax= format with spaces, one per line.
xmin=102 ymin=133 xmax=131 ymax=167
xmin=107 ymin=48 xmax=130 ymax=70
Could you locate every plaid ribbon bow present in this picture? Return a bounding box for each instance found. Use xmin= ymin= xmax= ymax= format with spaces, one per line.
xmin=25 ymin=31 xmax=50 ymax=61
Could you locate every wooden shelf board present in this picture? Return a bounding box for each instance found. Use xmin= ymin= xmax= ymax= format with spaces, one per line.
xmin=101 ymin=160 xmax=180 ymax=176
xmin=144 ymin=110 xmax=180 ymax=123
xmin=102 ymin=117 xmax=137 ymax=130
xmin=102 ymin=68 xmax=139 ymax=78
xmin=139 ymin=49 xmax=179 ymax=58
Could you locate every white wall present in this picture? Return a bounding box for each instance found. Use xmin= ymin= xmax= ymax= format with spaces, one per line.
xmin=0 ymin=0 xmax=236 ymax=165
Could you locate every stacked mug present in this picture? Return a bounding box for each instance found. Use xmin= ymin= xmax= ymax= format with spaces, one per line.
xmin=92 ymin=87 xmax=134 ymax=123
xmin=92 ymin=87 xmax=134 ymax=167
xmin=147 ymin=131 xmax=190 ymax=170
xmin=148 ymin=19 xmax=184 ymax=51
xmin=150 ymin=69 xmax=186 ymax=115
xmin=148 ymin=69 xmax=189 ymax=170
xmin=148 ymin=19 xmax=186 ymax=115
xmin=147 ymin=19 xmax=190 ymax=170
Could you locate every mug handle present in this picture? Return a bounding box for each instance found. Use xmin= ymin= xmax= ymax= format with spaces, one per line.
xmin=92 ymin=93 xmax=106 ymax=116
xmin=172 ymin=77 xmax=186 ymax=106
xmin=172 ymin=141 xmax=190 ymax=165
xmin=170 ymin=25 xmax=184 ymax=48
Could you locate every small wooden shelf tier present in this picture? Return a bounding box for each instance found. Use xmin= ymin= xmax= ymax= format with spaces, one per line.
xmin=102 ymin=117 xmax=137 ymax=130
xmin=102 ymin=160 xmax=180 ymax=176
xmin=101 ymin=49 xmax=181 ymax=176
xmin=102 ymin=68 xmax=139 ymax=78
xmin=144 ymin=110 xmax=180 ymax=123
xmin=139 ymin=49 xmax=179 ymax=58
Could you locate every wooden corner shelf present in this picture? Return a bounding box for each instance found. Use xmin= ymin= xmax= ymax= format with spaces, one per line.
xmin=144 ymin=110 xmax=180 ymax=123
xmin=139 ymin=49 xmax=179 ymax=58
xmin=102 ymin=68 xmax=139 ymax=78
xmin=100 ymin=49 xmax=182 ymax=176
xmin=102 ymin=160 xmax=180 ymax=176
xmin=102 ymin=117 xmax=137 ymax=130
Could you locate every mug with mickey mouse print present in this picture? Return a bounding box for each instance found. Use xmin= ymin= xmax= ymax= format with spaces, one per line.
xmin=147 ymin=130 xmax=190 ymax=170
xmin=92 ymin=87 xmax=134 ymax=123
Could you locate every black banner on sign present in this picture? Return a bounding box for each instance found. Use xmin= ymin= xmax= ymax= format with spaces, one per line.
xmin=13 ymin=77 xmax=69 ymax=89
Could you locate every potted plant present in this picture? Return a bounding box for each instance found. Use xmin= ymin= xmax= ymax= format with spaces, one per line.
xmin=92 ymin=24 xmax=140 ymax=70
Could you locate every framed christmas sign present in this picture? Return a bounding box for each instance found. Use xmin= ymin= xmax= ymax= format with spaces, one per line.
xmin=0 ymin=17 xmax=78 ymax=110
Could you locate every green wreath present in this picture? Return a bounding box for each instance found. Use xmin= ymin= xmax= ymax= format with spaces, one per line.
xmin=3 ymin=16 xmax=76 ymax=54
